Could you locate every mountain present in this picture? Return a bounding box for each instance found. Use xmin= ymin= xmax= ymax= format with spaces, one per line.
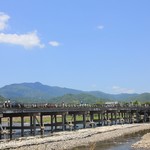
xmin=88 ymin=91 xmax=139 ymax=101
xmin=0 ymin=82 xmax=82 ymax=101
xmin=0 ymin=82 xmax=149 ymax=103
xmin=133 ymin=93 xmax=150 ymax=102
xmin=50 ymin=93 xmax=109 ymax=104
xmin=0 ymin=95 xmax=7 ymax=102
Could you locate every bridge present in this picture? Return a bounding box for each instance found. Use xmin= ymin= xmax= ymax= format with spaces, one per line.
xmin=0 ymin=103 xmax=150 ymax=140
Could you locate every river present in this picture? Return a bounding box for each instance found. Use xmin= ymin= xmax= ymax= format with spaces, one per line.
xmin=72 ymin=130 xmax=150 ymax=150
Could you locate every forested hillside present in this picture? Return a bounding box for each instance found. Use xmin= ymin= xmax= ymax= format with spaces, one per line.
xmin=0 ymin=95 xmax=7 ymax=102
xmin=49 ymin=93 xmax=110 ymax=104
xmin=0 ymin=82 xmax=149 ymax=103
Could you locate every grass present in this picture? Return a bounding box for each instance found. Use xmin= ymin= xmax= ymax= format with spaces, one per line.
xmin=1 ymin=115 xmax=87 ymax=124
xmin=1 ymin=113 xmax=134 ymax=124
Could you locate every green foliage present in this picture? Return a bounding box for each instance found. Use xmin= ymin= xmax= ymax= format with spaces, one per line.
xmin=133 ymin=93 xmax=150 ymax=102
xmin=0 ymin=82 xmax=150 ymax=104
xmin=0 ymin=95 xmax=7 ymax=102
xmin=0 ymin=82 xmax=81 ymax=100
xmin=142 ymin=101 xmax=150 ymax=105
xmin=133 ymin=100 xmax=141 ymax=106
xmin=49 ymin=93 xmax=109 ymax=104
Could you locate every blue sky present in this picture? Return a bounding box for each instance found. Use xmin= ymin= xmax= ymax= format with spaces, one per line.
xmin=0 ymin=0 xmax=150 ymax=94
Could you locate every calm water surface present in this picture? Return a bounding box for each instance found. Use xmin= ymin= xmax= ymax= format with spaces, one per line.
xmin=72 ymin=130 xmax=150 ymax=150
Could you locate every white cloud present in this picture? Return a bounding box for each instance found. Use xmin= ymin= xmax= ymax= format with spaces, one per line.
xmin=0 ymin=12 xmax=44 ymax=49
xmin=97 ymin=25 xmax=104 ymax=30
xmin=49 ymin=41 xmax=60 ymax=47
xmin=0 ymin=12 xmax=10 ymax=31
xmin=112 ymin=86 xmax=135 ymax=94
xmin=0 ymin=31 xmax=45 ymax=48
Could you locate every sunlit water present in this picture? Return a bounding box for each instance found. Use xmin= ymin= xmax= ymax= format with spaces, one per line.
xmin=71 ymin=130 xmax=150 ymax=150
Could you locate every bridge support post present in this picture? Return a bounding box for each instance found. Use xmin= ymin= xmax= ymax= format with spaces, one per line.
xmin=106 ymin=112 xmax=109 ymax=125
xmin=40 ymin=114 xmax=43 ymax=127
xmin=115 ymin=112 xmax=117 ymax=124
xmin=121 ymin=112 xmax=124 ymax=119
xmin=33 ymin=115 xmax=36 ymax=136
xmin=111 ymin=113 xmax=113 ymax=125
xmin=98 ymin=113 xmax=100 ymax=125
xmin=118 ymin=112 xmax=120 ymax=124
xmin=54 ymin=114 xmax=57 ymax=130
xmin=51 ymin=115 xmax=54 ymax=133
xmin=0 ymin=118 xmax=1 ymax=139
xmin=21 ymin=115 xmax=24 ymax=137
xmin=128 ymin=112 xmax=131 ymax=123
xmin=130 ymin=112 xmax=133 ymax=123
xmin=144 ymin=111 xmax=147 ymax=122
xmin=9 ymin=117 xmax=12 ymax=139
xmin=62 ymin=113 xmax=66 ymax=131
xmin=123 ymin=112 xmax=126 ymax=123
xmin=124 ymin=112 xmax=128 ymax=123
xmin=101 ymin=112 xmax=104 ymax=125
xmin=30 ymin=115 xmax=33 ymax=134
xmin=90 ymin=113 xmax=94 ymax=122
xmin=73 ymin=114 xmax=76 ymax=130
xmin=83 ymin=113 xmax=86 ymax=128
xmin=103 ymin=113 xmax=106 ymax=126
xmin=40 ymin=114 xmax=44 ymax=135
xmin=136 ymin=111 xmax=139 ymax=123
xmin=101 ymin=113 xmax=103 ymax=125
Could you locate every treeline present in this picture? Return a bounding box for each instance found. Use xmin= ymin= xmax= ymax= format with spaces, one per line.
xmin=10 ymin=93 xmax=111 ymax=104
xmin=0 ymin=95 xmax=7 ymax=102
xmin=1 ymin=93 xmax=150 ymax=105
xmin=49 ymin=93 xmax=111 ymax=104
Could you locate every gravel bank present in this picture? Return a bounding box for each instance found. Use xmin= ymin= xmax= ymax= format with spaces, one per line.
xmin=0 ymin=123 xmax=150 ymax=150
xmin=132 ymin=132 xmax=150 ymax=149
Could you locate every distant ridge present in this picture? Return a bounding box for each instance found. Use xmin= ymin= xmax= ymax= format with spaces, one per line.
xmin=0 ymin=82 xmax=82 ymax=99
xmin=0 ymin=82 xmax=149 ymax=103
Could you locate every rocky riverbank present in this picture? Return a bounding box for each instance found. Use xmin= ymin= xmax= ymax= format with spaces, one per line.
xmin=0 ymin=123 xmax=150 ymax=150
xmin=132 ymin=132 xmax=150 ymax=149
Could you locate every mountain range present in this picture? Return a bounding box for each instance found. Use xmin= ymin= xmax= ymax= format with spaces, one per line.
xmin=0 ymin=82 xmax=149 ymax=103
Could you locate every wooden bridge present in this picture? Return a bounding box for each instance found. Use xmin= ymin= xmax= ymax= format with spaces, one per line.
xmin=0 ymin=103 xmax=150 ymax=140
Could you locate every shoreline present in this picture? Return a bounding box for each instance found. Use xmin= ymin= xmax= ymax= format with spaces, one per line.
xmin=132 ymin=132 xmax=150 ymax=149
xmin=0 ymin=123 xmax=150 ymax=150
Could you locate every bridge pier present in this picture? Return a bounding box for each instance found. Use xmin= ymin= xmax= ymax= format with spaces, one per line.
xmin=115 ymin=111 xmax=118 ymax=124
xmin=73 ymin=114 xmax=76 ymax=130
xmin=30 ymin=115 xmax=33 ymax=134
xmin=101 ymin=112 xmax=105 ymax=125
xmin=0 ymin=118 xmax=2 ymax=139
xmin=0 ymin=105 xmax=149 ymax=140
xmin=54 ymin=114 xmax=57 ymax=130
xmin=21 ymin=115 xmax=24 ymax=137
xmin=40 ymin=114 xmax=44 ymax=135
xmin=51 ymin=115 xmax=54 ymax=133
xmin=62 ymin=113 xmax=66 ymax=131
xmin=83 ymin=113 xmax=86 ymax=128
xmin=98 ymin=113 xmax=100 ymax=125
xmin=33 ymin=115 xmax=36 ymax=136
xmin=9 ymin=117 xmax=12 ymax=139
xmin=110 ymin=113 xmax=113 ymax=125
xmin=144 ymin=111 xmax=147 ymax=122
xmin=90 ymin=113 xmax=94 ymax=122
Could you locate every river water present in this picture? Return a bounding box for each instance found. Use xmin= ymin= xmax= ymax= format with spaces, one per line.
xmin=72 ymin=130 xmax=150 ymax=150
xmin=1 ymin=122 xmax=150 ymax=150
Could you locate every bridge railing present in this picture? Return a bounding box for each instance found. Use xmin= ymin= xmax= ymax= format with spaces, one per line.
xmin=0 ymin=102 xmax=150 ymax=112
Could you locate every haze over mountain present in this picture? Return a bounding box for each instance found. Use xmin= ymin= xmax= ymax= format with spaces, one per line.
xmin=0 ymin=82 xmax=148 ymax=103
xmin=0 ymin=82 xmax=81 ymax=100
